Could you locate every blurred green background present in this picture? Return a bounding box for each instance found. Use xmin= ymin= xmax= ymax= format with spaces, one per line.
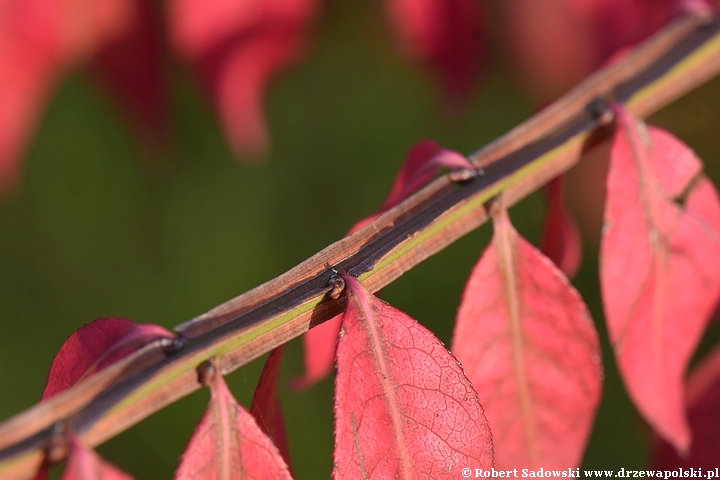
xmin=2 ymin=2 xmax=720 ymax=478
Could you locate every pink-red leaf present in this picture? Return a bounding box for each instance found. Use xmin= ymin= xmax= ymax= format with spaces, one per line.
xmin=250 ymin=347 xmax=291 ymax=467
xmin=42 ymin=318 xmax=174 ymax=400
xmin=600 ymin=107 xmax=720 ymax=452
xmin=651 ymin=344 xmax=720 ymax=468
xmin=168 ymin=0 xmax=319 ymax=158
xmin=295 ymin=140 xmax=473 ymax=390
xmin=60 ymin=437 xmax=134 ymax=480
xmin=175 ymin=366 xmax=292 ymax=480
xmin=334 ymin=274 xmax=493 ymax=479
xmin=540 ymin=176 xmax=582 ymax=278
xmin=292 ymin=313 xmax=341 ymax=390
xmin=451 ymin=206 xmax=601 ymax=469
xmin=384 ymin=0 xmax=486 ymax=105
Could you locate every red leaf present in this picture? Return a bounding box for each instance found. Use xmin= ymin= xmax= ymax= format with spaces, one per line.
xmin=60 ymin=437 xmax=134 ymax=480
xmin=333 ymin=274 xmax=493 ymax=479
xmin=292 ymin=313 xmax=341 ymax=390
xmin=42 ymin=318 xmax=174 ymax=400
xmin=250 ymin=347 xmax=291 ymax=468
xmin=92 ymin=0 xmax=168 ymax=148
xmin=451 ymin=206 xmax=602 ymax=469
xmin=0 ymin=0 xmax=139 ymax=190
xmin=601 ymin=106 xmax=720 ymax=452
xmin=384 ymin=0 xmax=486 ymax=105
xmin=651 ymin=344 xmax=720 ymax=468
xmin=350 ymin=140 xmax=474 ymax=234
xmin=175 ymin=366 xmax=293 ymax=480
xmin=294 ymin=140 xmax=473 ymax=390
xmin=499 ymin=0 xmax=673 ymax=102
xmin=168 ymin=0 xmax=319 ymax=158
xmin=540 ymin=176 xmax=582 ymax=278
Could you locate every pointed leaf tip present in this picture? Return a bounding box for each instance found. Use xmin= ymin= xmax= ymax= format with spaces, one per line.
xmin=601 ymin=106 xmax=720 ymax=453
xmin=452 ymin=206 xmax=601 ymax=469
xmin=176 ymin=367 xmax=292 ymax=480
xmin=651 ymin=344 xmax=720 ymax=468
xmin=251 ymin=347 xmax=291 ymax=468
xmin=334 ymin=274 xmax=493 ymax=479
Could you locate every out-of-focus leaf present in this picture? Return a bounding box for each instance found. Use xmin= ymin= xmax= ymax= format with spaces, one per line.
xmin=250 ymin=347 xmax=291 ymax=468
xmin=651 ymin=344 xmax=720 ymax=468
xmin=333 ymin=274 xmax=493 ymax=479
xmin=499 ymin=0 xmax=673 ymax=102
xmin=295 ymin=140 xmax=473 ymax=390
xmin=175 ymin=365 xmax=293 ymax=480
xmin=292 ymin=314 xmax=341 ymax=390
xmin=92 ymin=0 xmax=168 ymax=148
xmin=601 ymin=106 xmax=720 ymax=453
xmin=168 ymin=0 xmax=319 ymax=158
xmin=41 ymin=318 xmax=174 ymax=400
xmin=60 ymin=436 xmax=134 ymax=480
xmin=452 ymin=205 xmax=601 ymax=469
xmin=384 ymin=0 xmax=486 ymax=106
xmin=540 ymin=176 xmax=582 ymax=278
xmin=0 ymin=0 xmax=138 ymax=190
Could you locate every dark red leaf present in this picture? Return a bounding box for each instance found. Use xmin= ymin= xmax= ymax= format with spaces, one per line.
xmin=42 ymin=318 xmax=174 ymax=400
xmin=175 ymin=367 xmax=293 ymax=480
xmin=250 ymin=347 xmax=291 ymax=468
xmin=61 ymin=436 xmax=133 ymax=480
xmin=540 ymin=176 xmax=582 ymax=278
xmin=651 ymin=344 xmax=720 ymax=468
xmin=601 ymin=106 xmax=720 ymax=453
xmin=295 ymin=141 xmax=473 ymax=390
xmin=168 ymin=0 xmax=319 ymax=158
xmin=451 ymin=205 xmax=602 ymax=469
xmin=334 ymin=274 xmax=493 ymax=479
xmin=92 ymin=0 xmax=168 ymax=148
xmin=384 ymin=0 xmax=486 ymax=105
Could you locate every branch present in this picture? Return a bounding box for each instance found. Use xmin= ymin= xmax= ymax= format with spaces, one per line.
xmin=2 ymin=11 xmax=720 ymax=480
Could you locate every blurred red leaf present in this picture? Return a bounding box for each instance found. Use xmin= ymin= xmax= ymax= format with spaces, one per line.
xmin=333 ymin=274 xmax=493 ymax=479
xmin=60 ymin=436 xmax=134 ymax=480
xmin=499 ymin=0 xmax=673 ymax=102
xmin=168 ymin=0 xmax=319 ymax=159
xmin=540 ymin=175 xmax=582 ymax=278
xmin=385 ymin=0 xmax=486 ymax=106
xmin=0 ymin=0 xmax=138 ymax=190
xmin=294 ymin=140 xmax=473 ymax=390
xmin=175 ymin=365 xmax=293 ymax=480
xmin=41 ymin=318 xmax=174 ymax=400
xmin=600 ymin=106 xmax=720 ymax=453
xmin=250 ymin=346 xmax=291 ymax=467
xmin=292 ymin=313 xmax=341 ymax=390
xmin=91 ymin=0 xmax=168 ymax=148
xmin=451 ymin=205 xmax=601 ymax=469
xmin=651 ymin=344 xmax=720 ymax=468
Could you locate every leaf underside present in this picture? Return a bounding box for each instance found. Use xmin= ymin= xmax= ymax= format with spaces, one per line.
xmin=452 ymin=207 xmax=601 ymax=469
xmin=601 ymin=107 xmax=720 ymax=452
